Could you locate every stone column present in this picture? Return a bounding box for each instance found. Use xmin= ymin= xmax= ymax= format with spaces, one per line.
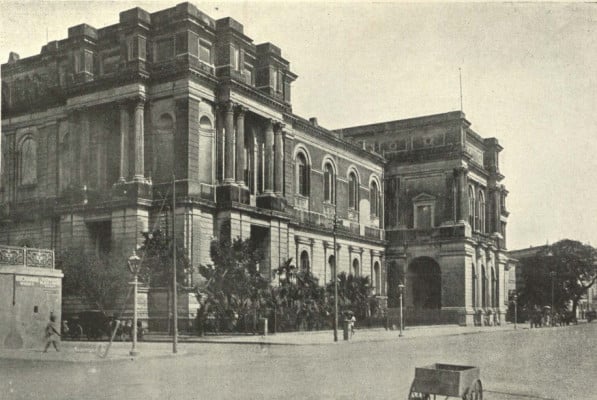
xmin=457 ymin=167 xmax=469 ymax=223
xmin=79 ymin=109 xmax=90 ymax=186
xmin=224 ymin=101 xmax=235 ymax=183
xmin=215 ymin=105 xmax=224 ymax=182
xmin=118 ymin=102 xmax=129 ymax=182
xmin=263 ymin=119 xmax=274 ymax=193
xmin=493 ymin=189 xmax=501 ymax=234
xmin=235 ymin=106 xmax=247 ymax=186
xmin=274 ymin=124 xmax=284 ymax=194
xmin=132 ymin=97 xmax=145 ymax=181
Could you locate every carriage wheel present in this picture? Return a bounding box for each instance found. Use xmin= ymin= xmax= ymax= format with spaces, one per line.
xmin=408 ymin=381 xmax=430 ymax=400
xmin=462 ymin=379 xmax=483 ymax=400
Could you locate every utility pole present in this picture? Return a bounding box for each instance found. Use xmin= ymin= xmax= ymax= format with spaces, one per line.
xmin=333 ymin=177 xmax=338 ymax=342
xmin=172 ymin=173 xmax=178 ymax=353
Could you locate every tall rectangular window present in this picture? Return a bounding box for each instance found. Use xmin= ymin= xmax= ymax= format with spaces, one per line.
xmin=199 ymin=40 xmax=211 ymax=64
xmin=416 ymin=205 xmax=432 ymax=229
xmin=231 ymin=45 xmax=240 ymax=71
xmin=276 ymin=70 xmax=283 ymax=92
xmin=155 ymin=38 xmax=174 ymax=62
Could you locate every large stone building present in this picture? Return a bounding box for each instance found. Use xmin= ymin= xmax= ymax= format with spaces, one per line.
xmin=1 ymin=2 xmax=511 ymax=326
xmin=338 ymin=113 xmax=512 ymax=325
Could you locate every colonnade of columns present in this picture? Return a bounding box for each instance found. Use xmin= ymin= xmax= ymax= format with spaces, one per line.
xmin=472 ymin=263 xmax=498 ymax=309
xmin=118 ymin=96 xmax=146 ymax=183
xmin=218 ymin=101 xmax=285 ymax=196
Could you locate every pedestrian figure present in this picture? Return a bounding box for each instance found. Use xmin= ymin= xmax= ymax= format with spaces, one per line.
xmin=350 ymin=312 xmax=356 ymax=337
xmin=44 ymin=315 xmax=61 ymax=352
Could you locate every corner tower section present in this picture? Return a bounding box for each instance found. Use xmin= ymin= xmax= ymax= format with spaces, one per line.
xmin=338 ymin=111 xmax=511 ymax=326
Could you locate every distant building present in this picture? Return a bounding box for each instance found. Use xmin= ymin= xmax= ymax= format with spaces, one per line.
xmin=1 ymin=2 xmax=512 ymax=326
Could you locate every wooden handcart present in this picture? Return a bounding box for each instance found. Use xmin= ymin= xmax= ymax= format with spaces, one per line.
xmin=408 ymin=363 xmax=482 ymax=400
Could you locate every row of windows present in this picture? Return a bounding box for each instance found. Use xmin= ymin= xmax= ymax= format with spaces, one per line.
xmin=300 ymin=250 xmax=382 ymax=292
xmin=295 ymin=153 xmax=381 ymax=217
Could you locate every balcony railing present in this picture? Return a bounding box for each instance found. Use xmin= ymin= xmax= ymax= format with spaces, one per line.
xmin=364 ymin=226 xmax=384 ymax=240
xmin=0 ymin=245 xmax=54 ymax=269
xmin=295 ymin=195 xmax=309 ymax=211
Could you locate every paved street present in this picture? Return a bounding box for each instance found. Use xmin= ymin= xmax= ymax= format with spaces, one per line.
xmin=1 ymin=323 xmax=595 ymax=399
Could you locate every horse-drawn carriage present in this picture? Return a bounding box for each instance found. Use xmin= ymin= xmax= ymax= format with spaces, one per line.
xmin=408 ymin=364 xmax=482 ymax=400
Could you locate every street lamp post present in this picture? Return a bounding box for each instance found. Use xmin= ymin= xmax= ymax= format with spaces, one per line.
xmin=332 ymin=192 xmax=338 ymax=342
xmin=398 ymin=283 xmax=405 ymax=337
xmin=513 ymin=294 xmax=518 ymax=330
xmin=550 ymin=271 xmax=556 ymax=327
xmin=127 ymin=250 xmax=142 ymax=357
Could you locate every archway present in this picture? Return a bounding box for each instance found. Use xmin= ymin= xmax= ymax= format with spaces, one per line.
xmin=407 ymin=257 xmax=441 ymax=309
xmin=300 ymin=250 xmax=310 ymax=272
xmin=352 ymin=258 xmax=359 ymax=276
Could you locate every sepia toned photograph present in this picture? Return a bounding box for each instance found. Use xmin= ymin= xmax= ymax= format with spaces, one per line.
xmin=1 ymin=1 xmax=596 ymax=399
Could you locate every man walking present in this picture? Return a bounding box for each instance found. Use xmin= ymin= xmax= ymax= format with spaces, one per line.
xmin=43 ymin=314 xmax=60 ymax=352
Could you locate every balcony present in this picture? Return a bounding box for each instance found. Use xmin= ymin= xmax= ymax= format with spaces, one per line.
xmin=0 ymin=245 xmax=54 ymax=269
xmin=365 ymin=226 xmax=384 ymax=240
xmin=323 ymin=202 xmax=335 ymax=219
xmin=347 ymin=208 xmax=359 ymax=222
xmin=295 ymin=195 xmax=309 ymax=211
xmin=294 ymin=209 xmax=333 ymax=230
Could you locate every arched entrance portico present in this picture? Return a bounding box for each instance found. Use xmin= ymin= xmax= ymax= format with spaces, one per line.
xmin=407 ymin=257 xmax=441 ymax=309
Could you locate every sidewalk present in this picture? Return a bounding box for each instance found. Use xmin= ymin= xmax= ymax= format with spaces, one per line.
xmin=0 ymin=323 xmax=518 ymax=363
xmin=170 ymin=322 xmax=517 ymax=345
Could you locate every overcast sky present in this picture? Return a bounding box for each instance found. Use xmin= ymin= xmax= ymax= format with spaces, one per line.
xmin=1 ymin=1 xmax=596 ymax=251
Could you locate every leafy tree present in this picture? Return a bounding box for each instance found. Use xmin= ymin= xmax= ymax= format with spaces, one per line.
xmin=197 ymin=236 xmax=267 ymax=329
xmin=137 ymin=229 xmax=192 ymax=333
xmin=137 ymin=229 xmax=190 ymax=288
xmin=269 ymin=259 xmax=329 ymax=331
xmin=57 ymin=247 xmax=129 ymax=312
xmin=327 ymin=272 xmax=375 ymax=320
xmin=521 ymin=239 xmax=597 ymax=316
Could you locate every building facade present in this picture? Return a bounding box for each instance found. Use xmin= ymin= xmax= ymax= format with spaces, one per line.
xmin=1 ymin=2 xmax=511 ymax=326
xmin=338 ymin=112 xmax=512 ymax=326
xmin=0 ymin=3 xmax=386 ymax=319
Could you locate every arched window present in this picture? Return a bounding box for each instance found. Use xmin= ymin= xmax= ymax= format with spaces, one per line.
xmin=19 ymin=137 xmax=37 ymax=185
xmin=328 ymin=255 xmax=336 ymax=281
xmin=296 ymin=152 xmax=309 ymax=196
xmin=300 ymin=250 xmax=310 ymax=272
xmin=478 ymin=190 xmax=486 ymax=233
xmin=198 ymin=116 xmax=213 ymax=184
xmin=468 ymin=185 xmax=475 ymax=228
xmin=370 ymin=180 xmax=380 ymax=217
xmin=373 ymin=262 xmax=380 ymax=294
xmin=348 ymin=171 xmax=359 ymax=210
xmin=323 ymin=162 xmax=335 ymax=203
xmin=199 ymin=116 xmax=212 ymax=129
xmin=352 ymin=258 xmax=359 ymax=276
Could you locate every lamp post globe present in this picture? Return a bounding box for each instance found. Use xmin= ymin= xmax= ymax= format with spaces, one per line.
xmin=128 ymin=251 xmax=141 ymax=274
xmin=127 ymin=250 xmax=141 ymax=356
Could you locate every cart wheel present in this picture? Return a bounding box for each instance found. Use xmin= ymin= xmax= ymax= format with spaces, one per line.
xmin=462 ymin=379 xmax=483 ymax=400
xmin=408 ymin=381 xmax=430 ymax=400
